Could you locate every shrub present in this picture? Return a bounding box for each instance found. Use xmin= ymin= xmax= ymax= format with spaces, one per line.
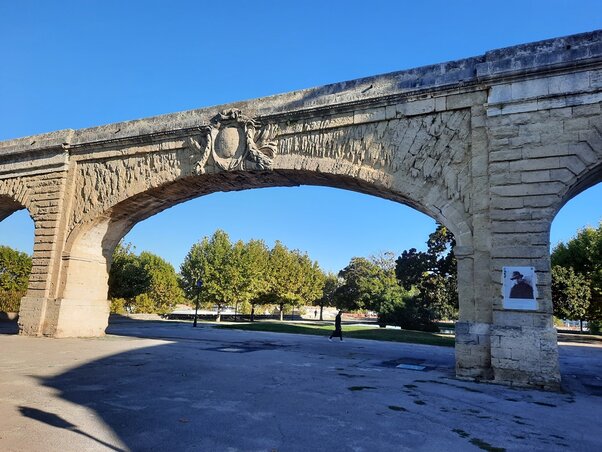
xmin=0 ymin=289 xmax=23 ymax=313
xmin=590 ymin=320 xmax=602 ymax=335
xmin=110 ymin=298 xmax=127 ymax=314
xmin=378 ymin=294 xmax=439 ymax=332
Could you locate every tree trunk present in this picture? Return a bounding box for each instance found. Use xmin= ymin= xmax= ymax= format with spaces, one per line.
xmin=580 ymin=319 xmax=583 ymax=332
xmin=216 ymin=305 xmax=221 ymax=323
xmin=234 ymin=301 xmax=238 ymax=322
xmin=251 ymin=305 xmax=255 ymax=322
xmin=320 ymin=305 xmax=324 ymax=321
xmin=279 ymin=304 xmax=284 ymax=321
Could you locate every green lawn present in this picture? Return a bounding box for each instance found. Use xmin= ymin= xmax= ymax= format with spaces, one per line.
xmin=215 ymin=322 xmax=455 ymax=347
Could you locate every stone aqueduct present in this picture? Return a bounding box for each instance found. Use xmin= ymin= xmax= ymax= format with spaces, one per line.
xmin=1 ymin=31 xmax=601 ymax=389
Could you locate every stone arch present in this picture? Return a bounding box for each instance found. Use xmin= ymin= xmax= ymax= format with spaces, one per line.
xmin=57 ymin=167 xmax=473 ymax=335
xmin=0 ymin=180 xmax=32 ymax=222
xmin=554 ymin=162 xmax=602 ymax=220
xmin=545 ymin=156 xmax=602 ymax=298
xmin=549 ymin=108 xmax=602 ymax=218
xmin=545 ymin=121 xmax=602 ymax=248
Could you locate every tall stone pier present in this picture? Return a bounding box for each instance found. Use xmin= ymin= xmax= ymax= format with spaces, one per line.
xmin=2 ymin=30 xmax=602 ymax=389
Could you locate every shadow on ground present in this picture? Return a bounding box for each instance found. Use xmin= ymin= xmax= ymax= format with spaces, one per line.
xmin=3 ymin=316 xmax=602 ymax=450
xmin=25 ymin=317 xmax=461 ymax=450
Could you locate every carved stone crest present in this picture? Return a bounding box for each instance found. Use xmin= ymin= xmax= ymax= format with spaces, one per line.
xmin=188 ymin=109 xmax=278 ymax=174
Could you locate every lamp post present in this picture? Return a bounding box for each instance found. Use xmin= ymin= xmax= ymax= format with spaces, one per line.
xmin=193 ymin=279 xmax=202 ymax=328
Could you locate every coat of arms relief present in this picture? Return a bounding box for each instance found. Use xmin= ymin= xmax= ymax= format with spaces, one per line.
xmin=187 ymin=109 xmax=278 ymax=174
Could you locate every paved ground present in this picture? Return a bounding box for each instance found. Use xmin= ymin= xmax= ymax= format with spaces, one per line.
xmin=1 ymin=319 xmax=601 ymax=452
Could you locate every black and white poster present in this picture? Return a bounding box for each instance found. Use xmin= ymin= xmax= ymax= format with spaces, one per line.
xmin=502 ymin=266 xmax=538 ymax=310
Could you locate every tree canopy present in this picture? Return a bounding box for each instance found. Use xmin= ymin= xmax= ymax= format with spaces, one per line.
xmin=314 ymin=272 xmax=340 ymax=320
xmin=180 ymin=232 xmax=326 ymax=321
xmin=551 ymin=222 xmax=602 ymax=323
xmin=551 ymin=265 xmax=591 ymax=326
xmin=0 ymin=245 xmax=32 ymax=312
xmin=395 ymin=224 xmax=458 ymax=321
xmin=109 ymin=243 xmax=184 ymax=314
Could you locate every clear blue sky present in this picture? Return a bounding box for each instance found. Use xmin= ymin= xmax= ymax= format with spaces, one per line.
xmin=1 ymin=1 xmax=601 ymax=273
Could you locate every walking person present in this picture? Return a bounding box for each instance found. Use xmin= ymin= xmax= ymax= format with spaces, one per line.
xmin=329 ymin=310 xmax=343 ymax=341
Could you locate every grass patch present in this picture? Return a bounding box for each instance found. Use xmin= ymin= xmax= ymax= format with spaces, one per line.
xmin=215 ymin=322 xmax=455 ymax=347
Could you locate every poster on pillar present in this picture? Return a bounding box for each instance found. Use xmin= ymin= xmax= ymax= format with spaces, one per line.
xmin=502 ymin=266 xmax=538 ymax=310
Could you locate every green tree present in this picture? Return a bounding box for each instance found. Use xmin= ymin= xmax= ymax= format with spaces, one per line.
xmin=138 ymin=251 xmax=184 ymax=314
xmin=315 ymin=272 xmax=340 ymax=321
xmin=181 ymin=232 xmax=325 ymax=322
xmin=395 ymin=224 xmax=458 ymax=321
xmin=551 ymin=265 xmax=591 ymax=331
xmin=180 ymin=230 xmax=240 ymax=321
xmin=242 ymin=239 xmax=270 ymax=321
xmin=335 ymin=256 xmax=404 ymax=315
xmin=254 ymin=242 xmax=325 ymax=321
xmin=395 ymin=248 xmax=429 ymax=290
xmin=295 ymin=254 xmax=326 ymax=319
xmin=426 ymin=225 xmax=457 ymax=278
xmin=108 ymin=243 xmax=148 ymax=300
xmin=229 ymin=239 xmax=271 ymax=320
xmin=0 ymin=245 xmax=32 ymax=312
xmin=551 ymin=222 xmax=602 ymax=323
xmin=335 ymin=257 xmax=385 ymax=311
xmin=109 ymin=243 xmax=183 ymax=314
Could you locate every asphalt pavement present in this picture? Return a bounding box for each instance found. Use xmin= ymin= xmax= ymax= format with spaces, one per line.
xmin=1 ymin=319 xmax=601 ymax=451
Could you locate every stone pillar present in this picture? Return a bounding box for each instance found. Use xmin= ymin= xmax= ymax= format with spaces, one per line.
xmin=455 ymin=96 xmax=495 ymax=382
xmin=16 ymin=168 xmax=111 ymax=338
xmin=45 ymin=217 xmax=114 ymax=338
xmin=17 ymin=171 xmax=72 ymax=336
xmin=455 ymin=245 xmax=494 ymax=381
xmin=48 ymin=251 xmax=111 ymax=338
xmin=488 ymin=251 xmax=560 ymax=390
xmin=490 ymin=310 xmax=560 ymax=390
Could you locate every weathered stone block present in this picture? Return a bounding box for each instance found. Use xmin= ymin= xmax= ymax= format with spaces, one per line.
xmin=353 ymin=107 xmax=386 ymax=124
xmin=511 ymin=78 xmax=550 ymax=100
xmin=489 ymin=149 xmax=522 ymax=163
xmin=507 ymin=157 xmax=561 ymax=171
xmin=560 ymin=155 xmax=587 ymax=174
xmin=488 ymin=84 xmax=512 ymax=104
xmin=572 ymin=103 xmax=601 ymax=116
xmin=490 ymin=125 xmax=519 ymax=139
xmin=522 ymin=194 xmax=559 ymax=208
xmin=564 ymin=117 xmax=590 ymax=132
xmin=548 ymin=71 xmax=590 ymax=95
xmin=521 ymin=170 xmax=551 ymax=183
xmin=549 ymin=106 xmax=573 ymax=118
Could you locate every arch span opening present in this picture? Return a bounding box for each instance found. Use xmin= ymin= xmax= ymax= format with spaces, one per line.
xmin=550 ymin=180 xmax=602 ymax=333
xmin=59 ymin=171 xmax=469 ymax=338
xmin=0 ymin=199 xmax=34 ymax=322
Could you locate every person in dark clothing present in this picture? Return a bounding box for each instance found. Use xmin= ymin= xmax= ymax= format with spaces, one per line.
xmin=329 ymin=311 xmax=343 ymax=341
xmin=509 ymin=271 xmax=534 ymax=299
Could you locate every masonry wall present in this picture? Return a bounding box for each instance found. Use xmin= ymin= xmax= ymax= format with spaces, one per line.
xmin=485 ymin=67 xmax=602 ymax=388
